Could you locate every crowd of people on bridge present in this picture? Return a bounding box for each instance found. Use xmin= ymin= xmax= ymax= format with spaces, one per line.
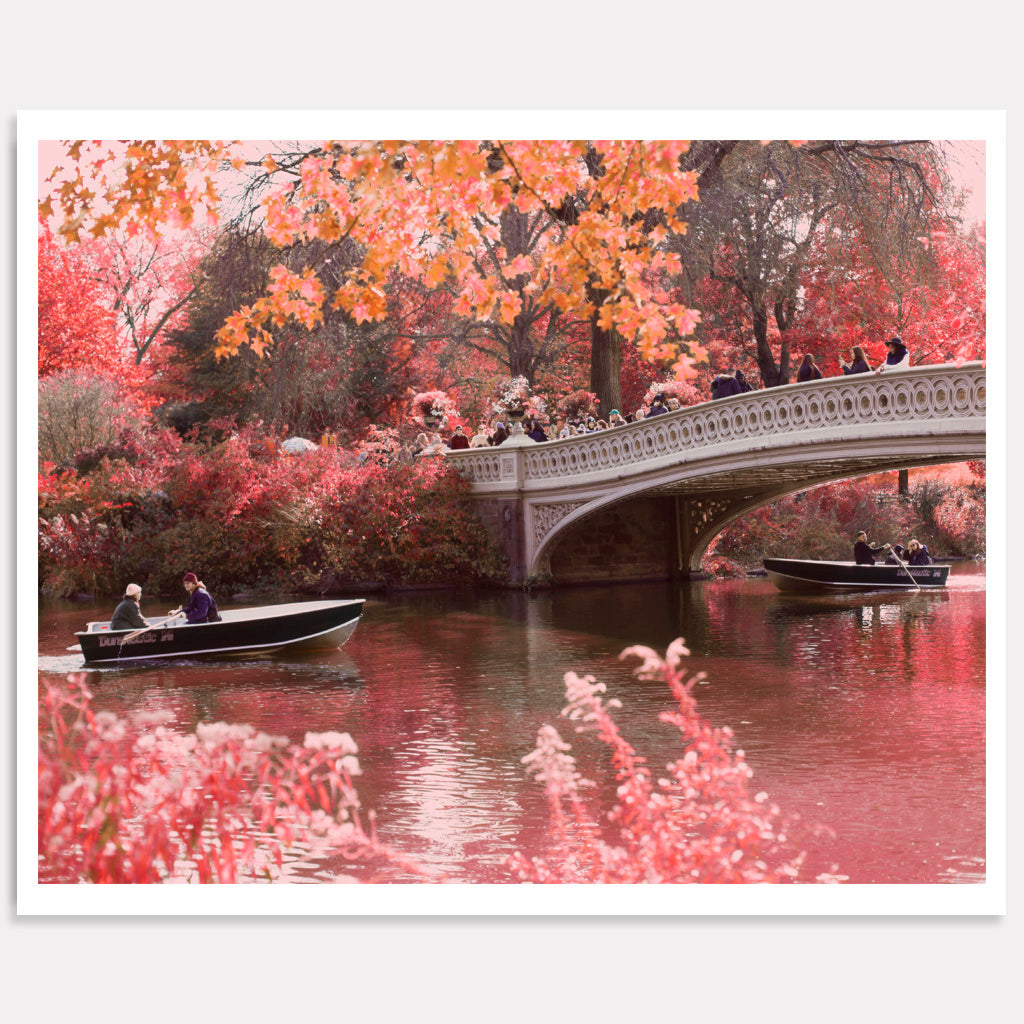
xmin=413 ymin=335 xmax=916 ymax=456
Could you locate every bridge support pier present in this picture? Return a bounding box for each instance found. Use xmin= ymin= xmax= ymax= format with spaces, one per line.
xmin=475 ymin=495 xmax=528 ymax=585
xmin=675 ymin=491 xmax=774 ymax=573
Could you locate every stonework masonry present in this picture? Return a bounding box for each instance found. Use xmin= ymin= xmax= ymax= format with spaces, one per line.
xmin=547 ymin=496 xmax=677 ymax=584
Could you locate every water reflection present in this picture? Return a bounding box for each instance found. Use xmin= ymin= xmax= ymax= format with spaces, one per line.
xmin=37 ymin=564 xmax=986 ymax=884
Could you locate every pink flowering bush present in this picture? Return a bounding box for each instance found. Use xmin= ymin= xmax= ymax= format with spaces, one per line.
xmin=555 ymin=389 xmax=598 ymax=420
xmin=409 ymin=390 xmax=459 ymax=427
xmin=508 ymin=640 xmax=811 ymax=883
xmin=38 ymin=676 xmax=434 ymax=884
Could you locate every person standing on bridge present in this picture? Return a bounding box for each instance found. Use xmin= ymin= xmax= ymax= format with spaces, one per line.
xmin=526 ymin=418 xmax=548 ymax=442
xmin=842 ymin=345 xmax=873 ymax=375
xmin=854 ymin=531 xmax=890 ymax=565
xmin=797 ymin=353 xmax=823 ymax=382
xmin=876 ymin=336 xmax=910 ymax=374
xmin=711 ymin=374 xmax=738 ymax=399
xmin=448 ymin=424 xmax=470 ymax=450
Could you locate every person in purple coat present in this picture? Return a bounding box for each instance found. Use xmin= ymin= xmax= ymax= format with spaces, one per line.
xmin=905 ymin=539 xmax=932 ymax=565
xmin=796 ymin=353 xmax=823 ymax=382
xmin=171 ymin=571 xmax=221 ymax=623
xmin=711 ymin=374 xmax=741 ymax=399
xmin=841 ymin=345 xmax=873 ymax=375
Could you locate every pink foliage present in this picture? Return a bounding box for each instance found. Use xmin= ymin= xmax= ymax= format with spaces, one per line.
xmin=39 ymin=643 xmax=828 ymax=885
xmin=38 ymin=676 xmax=436 ymax=884
xmin=642 ymin=377 xmax=705 ymax=408
xmin=508 ymin=640 xmax=813 ymax=883
xmin=409 ymin=390 xmax=459 ymax=427
xmin=934 ymin=486 xmax=986 ymax=552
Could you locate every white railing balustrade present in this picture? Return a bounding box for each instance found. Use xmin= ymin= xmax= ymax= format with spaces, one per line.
xmin=447 ymin=363 xmax=985 ymax=487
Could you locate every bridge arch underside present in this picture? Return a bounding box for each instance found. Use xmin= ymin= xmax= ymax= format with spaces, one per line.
xmin=531 ymin=436 xmax=984 ymax=583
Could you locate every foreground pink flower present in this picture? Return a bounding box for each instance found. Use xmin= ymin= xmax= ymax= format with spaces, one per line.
xmin=37 ymin=678 xmax=431 ymax=884
xmin=509 ymin=639 xmax=816 ymax=884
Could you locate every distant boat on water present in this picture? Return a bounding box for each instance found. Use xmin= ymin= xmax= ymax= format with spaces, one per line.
xmin=763 ymin=558 xmax=950 ymax=593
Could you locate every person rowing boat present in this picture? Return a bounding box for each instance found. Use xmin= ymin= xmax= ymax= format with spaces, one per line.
xmin=853 ymin=531 xmax=891 ymax=565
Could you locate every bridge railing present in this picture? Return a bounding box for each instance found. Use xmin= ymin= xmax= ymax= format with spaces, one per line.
xmin=446 ymin=362 xmax=985 ymax=487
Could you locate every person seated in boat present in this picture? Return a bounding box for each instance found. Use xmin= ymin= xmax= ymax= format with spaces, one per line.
xmin=170 ymin=572 xmax=222 ymax=623
xmin=885 ymin=543 xmax=905 ymax=565
xmin=110 ymin=582 xmax=150 ymax=631
xmin=854 ymin=531 xmax=890 ymax=565
xmin=905 ymin=539 xmax=932 ymax=565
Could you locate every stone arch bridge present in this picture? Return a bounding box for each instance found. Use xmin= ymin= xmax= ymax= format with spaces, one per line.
xmin=446 ymin=363 xmax=986 ymax=585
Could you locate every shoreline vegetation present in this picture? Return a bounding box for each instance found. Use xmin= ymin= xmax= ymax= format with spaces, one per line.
xmin=38 ymin=418 xmax=985 ymax=602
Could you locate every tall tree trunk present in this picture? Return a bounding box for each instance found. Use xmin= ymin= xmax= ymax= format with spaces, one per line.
xmin=749 ymin=293 xmax=795 ymax=388
xmin=589 ymin=317 xmax=622 ymax=418
xmin=507 ymin=312 xmax=534 ymax=382
xmin=587 ymin=286 xmax=622 ymax=416
xmin=751 ymin=300 xmax=781 ymax=388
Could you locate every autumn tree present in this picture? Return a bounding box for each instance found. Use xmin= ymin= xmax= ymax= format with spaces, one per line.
xmin=41 ymin=140 xmax=705 ymax=419
xmin=785 ymin=218 xmax=986 ymax=374
xmin=38 ymin=226 xmax=121 ymax=379
xmin=673 ymin=140 xmax=960 ymax=387
xmin=162 ymin=228 xmax=427 ymax=438
xmin=441 ymin=203 xmax=583 ymax=387
xmin=80 ymin=229 xmax=209 ymax=365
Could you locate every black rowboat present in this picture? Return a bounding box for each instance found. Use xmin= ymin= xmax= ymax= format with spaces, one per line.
xmin=70 ymin=599 xmax=365 ymax=665
xmin=763 ymin=558 xmax=950 ymax=594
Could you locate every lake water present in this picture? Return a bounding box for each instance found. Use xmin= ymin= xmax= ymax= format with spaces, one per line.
xmin=37 ymin=564 xmax=987 ymax=884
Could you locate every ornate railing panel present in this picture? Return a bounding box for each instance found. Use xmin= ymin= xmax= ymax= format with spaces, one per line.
xmin=449 ymin=364 xmax=984 ymax=488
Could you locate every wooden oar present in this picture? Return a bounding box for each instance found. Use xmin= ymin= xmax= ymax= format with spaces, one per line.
xmin=887 ymin=544 xmax=922 ymax=591
xmin=121 ymin=612 xmax=183 ymax=644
